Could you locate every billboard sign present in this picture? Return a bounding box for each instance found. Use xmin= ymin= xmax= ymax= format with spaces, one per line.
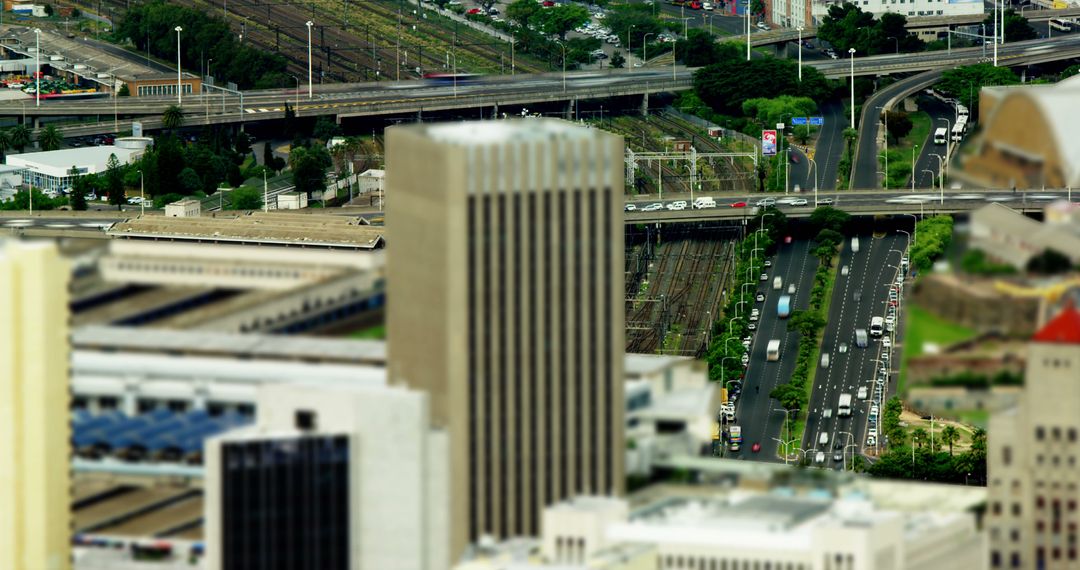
xmin=809 ymin=116 xmax=825 ymax=126
xmin=762 ymin=130 xmax=777 ymax=156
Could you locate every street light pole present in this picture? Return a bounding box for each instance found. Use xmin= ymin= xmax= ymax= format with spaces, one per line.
xmin=937 ymin=117 xmax=951 ymax=179
xmin=628 ymin=25 xmax=635 ymax=72
xmin=796 ymin=27 xmax=803 ymax=81
xmin=745 ymin=0 xmax=751 ymax=61
xmin=174 ymin=26 xmax=183 ymax=105
xmin=33 ymin=28 xmax=40 ymax=108
xmin=848 ymin=48 xmax=856 ymax=129
xmin=643 ymin=33 xmax=655 ymax=67
xmin=306 ymin=21 xmax=315 ymax=98
xmin=139 ymin=170 xmax=145 ymax=216
xmin=930 ymin=153 xmax=945 ymax=201
xmin=559 ymin=42 xmax=566 ymax=92
xmin=911 ymin=143 xmax=918 ymax=191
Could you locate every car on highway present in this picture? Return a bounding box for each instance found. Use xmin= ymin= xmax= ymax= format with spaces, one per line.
xmin=789 ymin=151 xmax=800 ymax=163
xmin=624 ymin=203 xmax=637 ymax=211
xmin=764 ymin=260 xmax=772 ymax=267
xmin=816 ymin=198 xmax=834 ymax=205
xmin=854 ymin=291 xmax=861 ymax=301
xmin=751 ymin=442 xmax=761 ymax=453
xmin=838 ymin=342 xmax=848 ymax=354
xmin=841 ymin=265 xmax=849 ymax=276
xmin=760 ymin=273 xmax=768 ymax=282
xmin=642 ymin=203 xmax=664 ymax=212
xmin=755 ymin=198 xmax=776 ymax=207
xmin=748 ymin=323 xmax=757 ymax=331
xmin=666 ymin=201 xmax=688 ymax=211
xmin=756 ymin=293 xmax=765 ymax=302
xmin=855 ymin=328 xmax=868 ymax=348
xmin=790 ymin=198 xmax=808 ymax=206
xmin=857 ymin=386 xmax=868 ymax=399
xmin=866 ymin=435 xmax=877 ymax=446
xmin=730 ymin=201 xmax=748 ymax=208
xmin=784 ymin=236 xmax=792 ymax=244
xmin=820 ymin=352 xmax=830 ymax=368
xmin=822 ymin=408 xmax=833 ymax=419
xmin=882 ymin=336 xmax=892 ymax=348
xmin=787 ymin=283 xmax=796 ymax=294
xmin=749 ymin=312 xmax=758 ymax=322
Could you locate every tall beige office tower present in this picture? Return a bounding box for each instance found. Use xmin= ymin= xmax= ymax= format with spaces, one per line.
xmin=0 ymin=239 xmax=71 ymax=570
xmin=988 ymin=301 xmax=1080 ymax=570
xmin=387 ymin=119 xmax=625 ymax=558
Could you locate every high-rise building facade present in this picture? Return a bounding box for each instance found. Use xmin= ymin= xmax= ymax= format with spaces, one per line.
xmin=0 ymin=239 xmax=71 ymax=570
xmin=988 ymin=302 xmax=1080 ymax=569
xmin=386 ymin=119 xmax=626 ymax=556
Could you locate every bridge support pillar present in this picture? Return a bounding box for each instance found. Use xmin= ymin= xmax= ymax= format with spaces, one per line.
xmin=33 ymin=116 xmax=40 ymax=148
xmin=417 ymin=108 xmax=423 ymax=123
xmin=492 ymin=103 xmax=498 ymax=120
xmin=564 ymin=98 xmax=576 ymax=120
xmin=641 ymin=93 xmax=649 ymax=117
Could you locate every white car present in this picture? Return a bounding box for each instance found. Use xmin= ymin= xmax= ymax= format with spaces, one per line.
xmin=866 ymin=436 xmax=877 ymax=446
xmin=666 ymin=201 xmax=688 ymax=211
xmin=787 ymin=283 xmax=796 ymax=294
xmin=791 ymin=198 xmax=808 ymax=206
xmin=642 ymin=203 xmax=664 ymax=212
xmin=126 ymin=196 xmax=143 ymax=204
xmin=882 ymin=336 xmax=892 ymax=348
xmin=764 ymin=260 xmax=772 ymax=267
xmin=624 ymin=203 xmax=637 ymax=211
xmin=756 ymin=293 xmax=765 ymax=302
xmin=756 ymin=198 xmax=776 ymax=207
xmin=857 ymin=386 xmax=868 ymax=399
xmin=749 ymin=313 xmax=759 ymax=322
xmin=841 ymin=265 xmax=849 ymax=276
xmin=760 ymin=273 xmax=768 ymax=282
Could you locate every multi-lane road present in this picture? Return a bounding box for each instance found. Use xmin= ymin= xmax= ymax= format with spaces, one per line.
xmin=804 ymin=232 xmax=907 ymax=469
xmin=724 ymin=237 xmax=820 ymax=462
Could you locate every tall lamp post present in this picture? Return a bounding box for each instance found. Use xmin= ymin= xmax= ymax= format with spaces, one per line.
xmin=174 ymin=26 xmax=183 ymax=105
xmin=922 ymin=169 xmax=936 ymax=193
xmin=558 ymin=42 xmax=566 ymax=92
xmin=139 ymin=170 xmax=145 ymax=216
xmin=911 ymin=143 xmax=919 ymax=191
xmin=745 ymin=0 xmax=751 ymax=61
xmin=290 ymin=75 xmax=300 ymax=116
xmin=628 ymin=25 xmax=635 ymax=72
xmin=937 ymin=117 xmax=951 ymax=177
xmin=643 ymin=33 xmax=655 ymax=67
xmin=848 ymin=48 xmax=856 ymax=129
xmin=796 ymin=27 xmax=804 ymax=81
xmin=33 ymin=28 xmax=40 ymax=108
xmin=930 ymin=153 xmax=945 ymax=202
xmin=306 ymin=21 xmax=314 ymax=98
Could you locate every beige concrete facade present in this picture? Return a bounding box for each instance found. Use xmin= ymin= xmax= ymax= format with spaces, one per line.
xmin=386 ymin=120 xmax=626 ymax=559
xmin=0 ymin=239 xmax=71 ymax=570
xmin=987 ymin=314 xmax=1080 ymax=568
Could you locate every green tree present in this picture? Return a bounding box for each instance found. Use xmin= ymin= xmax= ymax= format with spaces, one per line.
xmin=808 ymin=206 xmax=851 ymax=234
xmin=742 ymin=96 xmax=818 ymax=132
xmin=234 ymin=131 xmax=253 ymax=157
xmin=507 ymin=0 xmax=541 ymax=27
xmin=610 ymin=50 xmax=625 ymax=69
xmin=118 ymin=84 xmax=130 ymax=96
xmin=693 ymin=58 xmax=831 ymax=117
xmin=290 ymin=145 xmax=332 ymax=198
xmin=814 ymin=228 xmax=844 ymax=249
xmin=789 ymin=309 xmax=826 ymax=337
xmin=105 ymin=153 xmax=125 ymax=210
xmin=162 ymin=104 xmax=184 ymax=130
xmin=818 ymin=2 xmax=876 ymax=54
xmin=68 ymin=165 xmax=88 ymax=210
xmin=0 ymin=129 xmax=11 ymax=162
xmin=941 ymin=425 xmax=960 ymax=456
xmin=884 ymin=110 xmax=913 ymax=143
xmin=39 ymin=125 xmax=63 ymax=151
xmin=10 ymin=124 xmax=30 ymax=153
xmin=769 ymin=384 xmax=806 ymax=413
xmin=937 ymin=63 xmax=1019 ymax=113
xmin=177 ymin=167 xmax=203 ymax=195
xmin=532 ymin=4 xmax=590 ymax=40
xmin=987 ymin=8 xmax=1037 ymax=43
xmin=750 ymin=0 xmax=765 ymax=17
xmin=1026 ymin=248 xmax=1072 ymax=274
xmin=911 ymin=427 xmax=929 ymax=448
xmin=675 ymin=29 xmax=726 ymax=67
xmin=262 ymin=141 xmax=277 ymax=172
xmin=313 ymin=117 xmax=341 ymax=142
xmin=604 ymin=4 xmax=663 ymax=49
xmin=228 ymin=186 xmax=264 ymax=210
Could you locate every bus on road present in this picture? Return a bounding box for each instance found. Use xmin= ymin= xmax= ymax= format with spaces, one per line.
xmin=729 ymin=425 xmax=742 ymax=451
xmin=777 ymin=294 xmax=792 ymax=318
xmin=1050 ymin=18 xmax=1072 ymax=32
xmin=766 ymin=339 xmax=781 ymax=361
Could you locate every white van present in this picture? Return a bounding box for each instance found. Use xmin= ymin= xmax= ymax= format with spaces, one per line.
xmin=818 ymin=432 xmax=830 ymax=447
xmin=693 ymin=197 xmax=717 ymax=209
xmin=851 ymin=236 xmax=860 ymax=253
xmin=773 ymin=276 xmax=783 ymax=290
xmin=870 ymin=316 xmax=884 ymax=338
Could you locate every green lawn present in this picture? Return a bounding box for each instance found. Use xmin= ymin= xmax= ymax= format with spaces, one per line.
xmin=348 ymin=324 xmax=386 ymax=340
xmin=898 ymin=304 xmax=976 ymax=393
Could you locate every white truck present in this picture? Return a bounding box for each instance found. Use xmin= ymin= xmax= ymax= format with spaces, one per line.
xmin=837 ymin=393 xmax=853 ymax=417
xmin=693 ymin=197 xmax=717 ymax=209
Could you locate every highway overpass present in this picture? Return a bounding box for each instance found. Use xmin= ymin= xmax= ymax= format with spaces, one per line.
xmin=750 ymin=7 xmax=1080 ymax=46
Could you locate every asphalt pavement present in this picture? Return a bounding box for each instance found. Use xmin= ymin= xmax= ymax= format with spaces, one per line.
xmin=813 ymin=99 xmax=846 ymax=191
xmin=725 ymin=236 xmax=820 ymax=463
xmin=804 ymin=232 xmax=907 ymax=469
xmin=911 ymin=95 xmax=955 ymax=191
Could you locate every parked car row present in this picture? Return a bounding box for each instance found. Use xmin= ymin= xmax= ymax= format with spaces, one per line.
xmin=623 ymin=196 xmax=821 ymax=212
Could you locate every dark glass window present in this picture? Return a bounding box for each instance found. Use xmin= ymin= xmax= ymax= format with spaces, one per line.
xmin=221 ymin=436 xmax=350 ymax=570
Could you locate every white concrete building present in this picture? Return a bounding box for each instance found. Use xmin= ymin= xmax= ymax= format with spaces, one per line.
xmin=164 ymin=198 xmax=200 ymax=217
xmin=204 ymin=381 xmax=449 ymax=570
xmin=277 ymin=191 xmax=308 ymax=209
xmin=6 ymin=144 xmax=144 ymax=192
xmin=810 ymin=0 xmax=982 ymax=25
xmin=970 ymin=202 xmax=1080 ymax=269
xmin=356 ymin=169 xmax=385 ymax=194
xmin=457 ymin=480 xmax=987 ymax=570
xmin=987 ymin=303 xmax=1080 ymax=569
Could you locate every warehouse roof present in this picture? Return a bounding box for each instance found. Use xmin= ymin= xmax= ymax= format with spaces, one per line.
xmin=107 ymin=211 xmax=385 ymax=249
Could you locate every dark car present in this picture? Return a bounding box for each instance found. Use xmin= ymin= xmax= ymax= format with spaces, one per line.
xmin=789 ymin=151 xmax=800 ymax=164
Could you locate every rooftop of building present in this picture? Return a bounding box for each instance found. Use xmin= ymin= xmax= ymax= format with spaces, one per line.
xmin=418 ymin=118 xmax=604 ymax=146
xmin=624 ymin=352 xmax=694 ymax=377
xmin=106 ymin=211 xmax=385 ymax=249
xmin=1033 ymin=301 xmax=1080 ymax=344
xmin=73 ymin=324 xmax=388 ymax=365
xmin=5 ymin=144 xmax=141 ymax=169
xmin=972 ymin=202 xmax=1044 ymax=236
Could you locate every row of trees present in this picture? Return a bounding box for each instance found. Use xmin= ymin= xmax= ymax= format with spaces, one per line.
xmin=115 ymin=1 xmax=289 ymax=90
xmin=818 ymin=3 xmax=925 ymax=55
xmin=908 ymin=215 xmax=953 ymax=272
xmin=693 ymin=57 xmax=832 ymax=118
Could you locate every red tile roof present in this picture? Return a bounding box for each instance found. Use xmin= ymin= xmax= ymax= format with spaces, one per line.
xmin=1033 ymin=300 xmax=1080 ymax=345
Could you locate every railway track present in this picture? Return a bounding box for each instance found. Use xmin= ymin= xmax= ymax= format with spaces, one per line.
xmin=84 ymin=0 xmax=543 ymax=87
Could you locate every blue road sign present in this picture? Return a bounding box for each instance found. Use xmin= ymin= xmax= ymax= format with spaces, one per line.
xmin=792 ymin=117 xmax=808 ymax=125
xmin=809 ymin=116 xmax=825 ymax=126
